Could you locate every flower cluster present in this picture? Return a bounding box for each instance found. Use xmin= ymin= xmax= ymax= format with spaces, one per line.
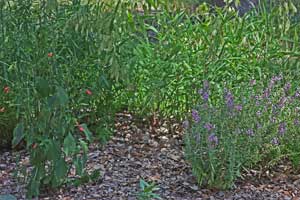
xmin=187 ymin=75 xmax=300 ymax=149
xmin=185 ymin=75 xmax=300 ymax=190
xmin=198 ymin=80 xmax=210 ymax=102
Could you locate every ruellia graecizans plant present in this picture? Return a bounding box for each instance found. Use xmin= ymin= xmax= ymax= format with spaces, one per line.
xmin=184 ymin=76 xmax=300 ymax=189
xmin=0 ymin=84 xmax=17 ymax=149
xmin=0 ymin=0 xmax=131 ymax=198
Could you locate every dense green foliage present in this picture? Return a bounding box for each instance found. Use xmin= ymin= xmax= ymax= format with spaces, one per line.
xmin=0 ymin=0 xmax=135 ymax=198
xmin=0 ymin=0 xmax=300 ymax=197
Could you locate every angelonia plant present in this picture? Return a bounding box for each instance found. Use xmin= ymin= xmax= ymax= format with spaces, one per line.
xmin=184 ymin=76 xmax=300 ymax=189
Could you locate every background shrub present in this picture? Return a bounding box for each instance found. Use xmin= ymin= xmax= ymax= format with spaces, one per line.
xmin=118 ymin=0 xmax=300 ymax=118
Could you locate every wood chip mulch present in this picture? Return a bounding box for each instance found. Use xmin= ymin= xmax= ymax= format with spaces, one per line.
xmin=1 ymin=112 xmax=300 ymax=200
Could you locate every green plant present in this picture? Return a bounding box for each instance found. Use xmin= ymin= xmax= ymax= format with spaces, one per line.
xmin=184 ymin=77 xmax=300 ymax=189
xmin=0 ymin=0 xmax=135 ymax=198
xmin=0 ymin=84 xmax=17 ymax=149
xmin=137 ymin=179 xmax=162 ymax=200
xmin=117 ymin=0 xmax=300 ymax=118
xmin=0 ymin=194 xmax=17 ymax=200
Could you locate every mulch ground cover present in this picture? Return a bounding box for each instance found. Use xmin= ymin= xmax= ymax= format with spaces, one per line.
xmin=1 ymin=112 xmax=300 ymax=200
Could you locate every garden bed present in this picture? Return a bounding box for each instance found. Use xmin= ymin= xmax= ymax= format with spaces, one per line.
xmin=1 ymin=113 xmax=299 ymax=200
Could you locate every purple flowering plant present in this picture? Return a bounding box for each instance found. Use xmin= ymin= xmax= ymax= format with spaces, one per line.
xmin=185 ymin=76 xmax=300 ymax=189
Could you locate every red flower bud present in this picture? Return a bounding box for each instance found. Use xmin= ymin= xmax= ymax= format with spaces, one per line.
xmin=78 ymin=125 xmax=84 ymax=132
xmin=48 ymin=52 xmax=54 ymax=58
xmin=3 ymin=86 xmax=9 ymax=93
xmin=85 ymin=89 xmax=92 ymax=95
xmin=32 ymin=143 xmax=38 ymax=149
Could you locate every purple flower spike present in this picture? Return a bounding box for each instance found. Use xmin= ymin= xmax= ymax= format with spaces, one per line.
xmin=250 ymin=79 xmax=256 ymax=86
xmin=271 ymin=75 xmax=283 ymax=83
xmin=256 ymin=123 xmax=262 ymax=129
xmin=270 ymin=117 xmax=277 ymax=123
xmin=204 ymin=123 xmax=215 ymax=131
xmin=294 ymin=119 xmax=299 ymax=126
xmin=198 ymin=80 xmax=210 ymax=102
xmin=202 ymin=91 xmax=209 ymax=101
xmin=256 ymin=110 xmax=262 ymax=117
xmin=182 ymin=120 xmax=189 ymax=129
xmin=262 ymin=88 xmax=271 ymax=99
xmin=271 ymin=137 xmax=279 ymax=145
xmin=194 ymin=133 xmax=201 ymax=143
xmin=199 ymin=89 xmax=209 ymax=102
xmin=208 ymin=133 xmax=218 ymax=146
xmin=191 ymin=109 xmax=201 ymax=123
xmin=234 ymin=105 xmax=243 ymax=112
xmin=224 ymin=89 xmax=234 ymax=109
xmin=246 ymin=129 xmax=254 ymax=136
xmin=278 ymin=122 xmax=287 ymax=136
xmin=284 ymin=82 xmax=291 ymax=93
xmin=203 ymin=80 xmax=209 ymax=90
xmin=278 ymin=97 xmax=287 ymax=108
xmin=294 ymin=89 xmax=300 ymax=98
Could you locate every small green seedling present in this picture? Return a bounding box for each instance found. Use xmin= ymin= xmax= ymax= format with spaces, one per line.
xmin=137 ymin=179 xmax=162 ymax=200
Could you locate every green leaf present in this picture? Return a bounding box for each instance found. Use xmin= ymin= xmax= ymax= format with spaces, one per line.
xmin=90 ymin=169 xmax=101 ymax=182
xmin=0 ymin=195 xmax=17 ymax=200
xmin=47 ymin=95 xmax=59 ymax=108
xmin=54 ymin=158 xmax=68 ymax=180
xmin=73 ymin=172 xmax=90 ymax=186
xmin=81 ymin=124 xmax=93 ymax=142
xmin=46 ymin=0 xmax=58 ymax=11
xmin=79 ymin=139 xmax=88 ymax=153
xmin=47 ymin=140 xmax=61 ymax=162
xmin=31 ymin=147 xmax=47 ymax=165
xmin=35 ymin=77 xmax=51 ymax=97
xmin=26 ymin=168 xmax=41 ymax=198
xmin=74 ymin=155 xmax=84 ymax=176
xmin=99 ymin=74 xmax=111 ymax=90
xmin=57 ymin=87 xmax=69 ymax=106
xmin=12 ymin=123 xmax=24 ymax=148
xmin=63 ymin=133 xmax=76 ymax=156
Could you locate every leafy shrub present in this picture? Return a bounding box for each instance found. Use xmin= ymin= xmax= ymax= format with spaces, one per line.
xmin=0 ymin=0 xmax=136 ymax=198
xmin=184 ymin=77 xmax=300 ymax=189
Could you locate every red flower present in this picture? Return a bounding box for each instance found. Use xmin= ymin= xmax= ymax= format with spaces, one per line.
xmin=85 ymin=89 xmax=92 ymax=95
xmin=48 ymin=52 xmax=54 ymax=58
xmin=32 ymin=143 xmax=38 ymax=149
xmin=0 ymin=107 xmax=5 ymax=112
xmin=78 ymin=125 xmax=84 ymax=132
xmin=3 ymin=86 xmax=9 ymax=93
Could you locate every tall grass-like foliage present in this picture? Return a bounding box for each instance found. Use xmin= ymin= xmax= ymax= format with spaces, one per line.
xmin=185 ymin=77 xmax=300 ymax=189
xmin=120 ymin=0 xmax=300 ymax=118
xmin=0 ymin=0 xmax=136 ymax=198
